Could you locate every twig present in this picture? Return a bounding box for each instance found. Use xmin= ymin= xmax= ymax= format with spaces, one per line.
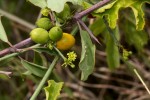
xmin=0 ymin=0 xmax=111 ymax=57
xmin=0 ymin=71 xmax=12 ymax=78
xmin=30 ymin=56 xmax=59 ymax=100
xmin=77 ymin=19 xmax=101 ymax=44
xmin=74 ymin=0 xmax=111 ymax=19
xmin=0 ymin=38 xmax=33 ymax=57
xmin=134 ymin=69 xmax=150 ymax=95
xmin=0 ymin=9 xmax=35 ymax=29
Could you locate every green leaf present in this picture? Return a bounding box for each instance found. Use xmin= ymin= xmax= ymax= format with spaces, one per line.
xmin=89 ymin=17 xmax=106 ymax=36
xmin=21 ymin=59 xmax=47 ymax=77
xmin=34 ymin=47 xmax=58 ymax=55
xmin=79 ymin=29 xmax=96 ymax=81
xmin=94 ymin=0 xmax=150 ymax=30
xmin=106 ymin=27 xmax=120 ymax=70
xmin=0 ymin=16 xmax=8 ymax=43
xmin=28 ymin=0 xmax=47 ymax=8
xmin=129 ymin=0 xmax=150 ymax=30
xmin=33 ymin=51 xmax=48 ymax=67
xmin=44 ymin=80 xmax=64 ymax=100
xmin=123 ymin=17 xmax=148 ymax=51
xmin=47 ymin=0 xmax=81 ymax=13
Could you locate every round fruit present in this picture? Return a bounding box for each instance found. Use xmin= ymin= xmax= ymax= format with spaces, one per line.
xmin=36 ymin=18 xmax=52 ymax=30
xmin=56 ymin=4 xmax=71 ymax=20
xmin=30 ymin=28 xmax=49 ymax=44
xmin=49 ymin=26 xmax=63 ymax=41
xmin=56 ymin=33 xmax=75 ymax=50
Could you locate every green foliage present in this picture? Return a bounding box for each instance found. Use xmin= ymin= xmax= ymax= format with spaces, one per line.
xmin=33 ymin=51 xmax=47 ymax=66
xmin=106 ymin=27 xmax=120 ymax=70
xmin=28 ymin=0 xmax=47 ymax=8
xmin=44 ymin=80 xmax=64 ymax=100
xmin=84 ymin=0 xmax=150 ymax=30
xmin=47 ymin=0 xmax=81 ymax=13
xmin=79 ymin=29 xmax=96 ymax=81
xmin=21 ymin=59 xmax=47 ymax=77
xmin=34 ymin=47 xmax=58 ymax=55
xmin=89 ymin=17 xmax=106 ymax=36
xmin=0 ymin=16 xmax=8 ymax=43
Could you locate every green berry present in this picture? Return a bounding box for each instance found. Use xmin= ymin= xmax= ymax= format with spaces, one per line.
xmin=49 ymin=26 xmax=63 ymax=41
xmin=30 ymin=28 xmax=49 ymax=44
xmin=36 ymin=18 xmax=52 ymax=30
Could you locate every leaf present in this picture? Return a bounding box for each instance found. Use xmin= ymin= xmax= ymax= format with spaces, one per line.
xmin=0 ymin=16 xmax=8 ymax=43
xmin=21 ymin=59 xmax=47 ymax=77
xmin=33 ymin=51 xmax=48 ymax=67
xmin=44 ymin=80 xmax=64 ymax=100
xmin=47 ymin=0 xmax=81 ymax=13
xmin=106 ymin=27 xmax=120 ymax=70
xmin=123 ymin=16 xmax=148 ymax=51
xmin=28 ymin=0 xmax=47 ymax=8
xmin=79 ymin=29 xmax=96 ymax=81
xmin=89 ymin=17 xmax=106 ymax=36
xmin=34 ymin=47 xmax=58 ymax=55
xmin=94 ymin=0 xmax=150 ymax=30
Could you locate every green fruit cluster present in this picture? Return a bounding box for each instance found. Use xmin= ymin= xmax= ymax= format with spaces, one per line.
xmin=30 ymin=17 xmax=63 ymax=44
xmin=29 ymin=4 xmax=74 ymax=50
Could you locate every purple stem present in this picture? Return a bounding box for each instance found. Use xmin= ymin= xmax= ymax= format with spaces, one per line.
xmin=0 ymin=0 xmax=111 ymax=57
xmin=0 ymin=38 xmax=33 ymax=57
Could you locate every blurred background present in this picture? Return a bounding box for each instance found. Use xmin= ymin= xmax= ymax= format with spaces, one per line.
xmin=0 ymin=0 xmax=150 ymax=100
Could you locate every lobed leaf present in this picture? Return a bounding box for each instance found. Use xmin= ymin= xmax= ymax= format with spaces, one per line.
xmin=44 ymin=80 xmax=64 ymax=100
xmin=93 ymin=0 xmax=150 ymax=30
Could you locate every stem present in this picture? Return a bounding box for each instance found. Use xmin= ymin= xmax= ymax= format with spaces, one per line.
xmin=54 ymin=47 xmax=66 ymax=60
xmin=74 ymin=0 xmax=111 ymax=19
xmin=0 ymin=9 xmax=35 ymax=29
xmin=71 ymin=17 xmax=87 ymax=36
xmin=0 ymin=0 xmax=110 ymax=57
xmin=77 ymin=19 xmax=101 ymax=44
xmin=0 ymin=38 xmax=33 ymax=57
xmin=30 ymin=56 xmax=59 ymax=100
xmin=103 ymin=17 xmax=120 ymax=46
xmin=134 ymin=69 xmax=150 ymax=95
xmin=0 ymin=44 xmax=40 ymax=61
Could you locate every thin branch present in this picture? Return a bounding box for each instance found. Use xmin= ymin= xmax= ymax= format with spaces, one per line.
xmin=0 ymin=38 xmax=33 ymax=57
xmin=0 ymin=9 xmax=35 ymax=29
xmin=77 ymin=19 xmax=101 ymax=44
xmin=0 ymin=0 xmax=111 ymax=57
xmin=74 ymin=0 xmax=111 ymax=19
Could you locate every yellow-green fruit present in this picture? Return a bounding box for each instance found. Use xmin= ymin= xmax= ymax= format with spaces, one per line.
xmin=30 ymin=28 xmax=49 ymax=44
xmin=56 ymin=4 xmax=71 ymax=20
xmin=36 ymin=18 xmax=52 ymax=30
xmin=56 ymin=33 xmax=75 ymax=50
xmin=49 ymin=26 xmax=63 ymax=41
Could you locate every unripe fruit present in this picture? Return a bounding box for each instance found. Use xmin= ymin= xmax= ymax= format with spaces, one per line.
xmin=49 ymin=26 xmax=63 ymax=41
xmin=41 ymin=8 xmax=50 ymax=16
xmin=30 ymin=28 xmax=49 ymax=44
xmin=56 ymin=33 xmax=75 ymax=50
xmin=56 ymin=4 xmax=71 ymax=20
xmin=36 ymin=18 xmax=52 ymax=30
